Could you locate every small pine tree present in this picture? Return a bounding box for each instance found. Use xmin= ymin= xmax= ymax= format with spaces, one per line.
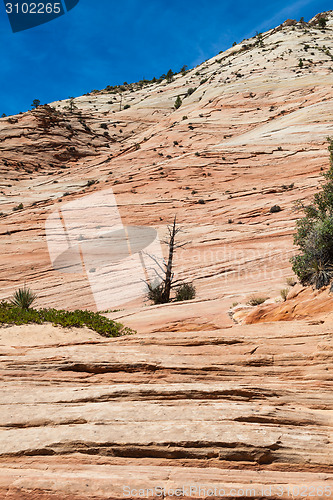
xmin=299 ymin=58 xmax=303 ymax=68
xmin=180 ymin=65 xmax=188 ymax=76
xmin=318 ymin=17 xmax=327 ymax=29
xmin=65 ymin=97 xmax=78 ymax=113
xmin=31 ymin=99 xmax=41 ymax=109
xmin=174 ymin=96 xmax=182 ymax=109
xmin=166 ymin=69 xmax=174 ymax=83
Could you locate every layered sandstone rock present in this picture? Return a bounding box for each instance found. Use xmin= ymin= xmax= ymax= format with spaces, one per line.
xmin=0 ymin=317 xmax=332 ymax=498
xmin=0 ymin=12 xmax=333 ymax=313
xmin=1 ymin=11 xmax=333 ymax=499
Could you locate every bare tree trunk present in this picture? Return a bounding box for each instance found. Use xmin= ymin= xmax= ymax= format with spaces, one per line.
xmin=162 ymin=216 xmax=176 ymax=303
xmin=145 ymin=216 xmax=187 ymax=304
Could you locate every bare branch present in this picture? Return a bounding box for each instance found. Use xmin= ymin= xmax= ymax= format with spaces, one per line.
xmin=142 ymin=251 xmax=167 ymax=275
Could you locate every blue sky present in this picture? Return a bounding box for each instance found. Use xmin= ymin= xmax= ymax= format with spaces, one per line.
xmin=0 ymin=0 xmax=331 ymax=115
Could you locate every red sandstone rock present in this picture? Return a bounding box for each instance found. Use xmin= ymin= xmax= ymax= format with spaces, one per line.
xmin=1 ymin=12 xmax=333 ymax=498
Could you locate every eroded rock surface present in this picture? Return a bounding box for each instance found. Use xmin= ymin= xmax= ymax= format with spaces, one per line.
xmin=0 ymin=317 xmax=332 ymax=497
xmin=1 ymin=13 xmax=333 ymax=313
xmin=1 ymin=11 xmax=333 ymax=499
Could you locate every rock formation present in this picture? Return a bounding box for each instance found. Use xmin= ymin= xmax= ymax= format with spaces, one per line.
xmin=0 ymin=11 xmax=333 ymax=498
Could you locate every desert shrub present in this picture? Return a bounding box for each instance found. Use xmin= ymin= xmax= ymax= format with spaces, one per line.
xmin=182 ymin=115 xmax=188 ymax=120
xmin=246 ymin=295 xmax=269 ymax=306
xmin=13 ymin=203 xmax=23 ymax=211
xmin=270 ymin=205 xmax=281 ymax=213
xmin=197 ymin=199 xmax=205 ymax=204
xmin=280 ymin=288 xmax=290 ymax=301
xmin=186 ymin=88 xmax=196 ymax=96
xmin=291 ymin=138 xmax=333 ymax=289
xmin=286 ymin=277 xmax=297 ymax=287
xmin=0 ymin=301 xmax=134 ymax=337
xmin=147 ymin=282 xmax=165 ymax=305
xmin=175 ymin=283 xmax=196 ymax=302
xmin=124 ymin=104 xmax=131 ymax=109
xmin=9 ymin=287 xmax=37 ymax=310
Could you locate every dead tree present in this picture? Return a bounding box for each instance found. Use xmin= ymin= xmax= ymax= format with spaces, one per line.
xmin=146 ymin=216 xmax=187 ymax=304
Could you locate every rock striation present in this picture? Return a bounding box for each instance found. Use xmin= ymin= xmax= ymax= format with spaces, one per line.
xmin=0 ymin=317 xmax=333 ymax=498
xmin=0 ymin=11 xmax=333 ymax=498
xmin=0 ymin=12 xmax=333 ymax=312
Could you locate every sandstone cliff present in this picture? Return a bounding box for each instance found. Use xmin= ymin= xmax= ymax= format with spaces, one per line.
xmin=1 ymin=11 xmax=333 ymax=499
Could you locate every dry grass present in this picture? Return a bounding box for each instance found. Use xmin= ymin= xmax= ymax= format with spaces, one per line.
xmin=246 ymin=295 xmax=269 ymax=306
xmin=280 ymin=288 xmax=290 ymax=301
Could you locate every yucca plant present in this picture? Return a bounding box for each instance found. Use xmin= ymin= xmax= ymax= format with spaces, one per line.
xmin=9 ymin=286 xmax=37 ymax=310
xmin=308 ymin=260 xmax=333 ymax=290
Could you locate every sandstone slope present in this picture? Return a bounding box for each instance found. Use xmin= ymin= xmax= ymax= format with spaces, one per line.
xmin=0 ymin=12 xmax=333 ymax=314
xmin=1 ymin=11 xmax=333 ymax=499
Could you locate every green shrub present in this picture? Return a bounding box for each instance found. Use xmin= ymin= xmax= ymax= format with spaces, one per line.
xmin=186 ymin=88 xmax=196 ymax=96
xmin=174 ymin=96 xmax=182 ymax=109
xmin=291 ymin=138 xmax=333 ymax=289
xmin=13 ymin=203 xmax=23 ymax=211
xmin=246 ymin=295 xmax=269 ymax=306
xmin=123 ymin=104 xmax=131 ymax=110
xmin=9 ymin=287 xmax=37 ymax=310
xmin=175 ymin=283 xmax=196 ymax=302
xmin=318 ymin=17 xmax=327 ymax=29
xmin=270 ymin=205 xmax=281 ymax=213
xmin=147 ymin=282 xmax=165 ymax=305
xmin=0 ymin=301 xmax=134 ymax=337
